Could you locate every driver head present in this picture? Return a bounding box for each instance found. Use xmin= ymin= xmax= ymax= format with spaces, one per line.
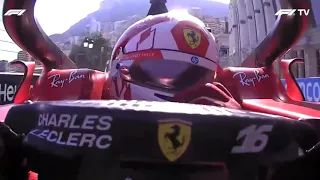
xmin=109 ymin=10 xmax=219 ymax=101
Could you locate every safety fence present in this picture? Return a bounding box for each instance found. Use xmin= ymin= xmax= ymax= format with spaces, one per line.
xmin=0 ymin=73 xmax=319 ymax=104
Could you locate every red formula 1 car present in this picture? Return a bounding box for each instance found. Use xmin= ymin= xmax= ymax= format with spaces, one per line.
xmin=0 ymin=0 xmax=320 ymax=179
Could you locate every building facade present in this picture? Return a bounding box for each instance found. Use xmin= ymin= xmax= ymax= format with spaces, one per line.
xmin=17 ymin=50 xmax=33 ymax=61
xmin=88 ymin=18 xmax=102 ymax=34
xmin=228 ymin=0 xmax=276 ymax=66
xmin=0 ymin=0 xmax=21 ymax=63
xmin=188 ymin=7 xmax=203 ymax=19
xmin=0 ymin=60 xmax=8 ymax=72
xmin=286 ymin=0 xmax=320 ymax=78
xmin=101 ymin=22 xmax=114 ymax=33
xmin=229 ymin=0 xmax=320 ymax=78
xmin=203 ymin=16 xmax=223 ymax=34
xmin=188 ymin=7 xmax=230 ymax=67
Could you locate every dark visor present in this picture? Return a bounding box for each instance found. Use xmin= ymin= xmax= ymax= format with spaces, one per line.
xmin=118 ymin=59 xmax=215 ymax=90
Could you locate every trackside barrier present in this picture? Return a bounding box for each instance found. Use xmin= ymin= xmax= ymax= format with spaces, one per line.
xmin=0 ymin=73 xmax=39 ymax=105
xmin=282 ymin=78 xmax=320 ymax=102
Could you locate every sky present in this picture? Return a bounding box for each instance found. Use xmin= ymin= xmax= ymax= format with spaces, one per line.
xmin=35 ymin=0 xmax=230 ymax=35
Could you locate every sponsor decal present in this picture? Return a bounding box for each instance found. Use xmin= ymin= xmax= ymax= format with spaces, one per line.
xmin=0 ymin=73 xmax=39 ymax=104
xmin=0 ymin=84 xmax=17 ymax=102
xmin=191 ymin=56 xmax=199 ymax=64
xmin=48 ymin=70 xmax=85 ymax=88
xmin=298 ymin=81 xmax=320 ymax=102
xmin=121 ymin=52 xmax=157 ymax=60
xmin=282 ymin=79 xmax=320 ymax=102
xmin=183 ymin=28 xmax=201 ymax=49
xmin=0 ymin=84 xmax=35 ymax=103
xmin=158 ymin=119 xmax=192 ymax=161
xmin=233 ymin=70 xmax=269 ymax=86
xmin=29 ymin=113 xmax=112 ymax=149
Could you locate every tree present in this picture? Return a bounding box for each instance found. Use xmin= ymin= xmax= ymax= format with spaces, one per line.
xmin=69 ymin=33 xmax=113 ymax=71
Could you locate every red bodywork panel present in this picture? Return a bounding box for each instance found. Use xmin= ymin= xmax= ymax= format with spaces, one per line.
xmin=218 ymin=59 xmax=320 ymax=120
xmin=219 ymin=66 xmax=288 ymax=102
xmin=0 ymin=104 xmax=15 ymax=122
xmin=0 ymin=66 xmax=109 ymax=122
xmin=31 ymin=69 xmax=107 ymax=101
xmin=243 ymin=99 xmax=320 ymax=119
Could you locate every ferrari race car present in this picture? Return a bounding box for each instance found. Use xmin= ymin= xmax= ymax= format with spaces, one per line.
xmin=0 ymin=0 xmax=320 ymax=179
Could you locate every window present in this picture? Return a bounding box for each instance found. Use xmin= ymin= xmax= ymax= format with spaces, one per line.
xmin=272 ymin=0 xmax=279 ymax=19
xmin=309 ymin=8 xmax=317 ymax=28
xmin=219 ymin=48 xmax=229 ymax=57
xmin=292 ymin=51 xmax=298 ymax=58
xmin=272 ymin=0 xmax=278 ymax=12
xmin=263 ymin=2 xmax=270 ymax=6
xmin=296 ymin=50 xmax=305 ymax=77
xmin=317 ymin=50 xmax=320 ymax=75
xmin=291 ymin=51 xmax=299 ymax=77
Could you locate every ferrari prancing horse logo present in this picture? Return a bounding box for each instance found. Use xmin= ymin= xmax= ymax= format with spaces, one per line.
xmin=158 ymin=119 xmax=192 ymax=161
xmin=183 ymin=28 xmax=201 ymax=49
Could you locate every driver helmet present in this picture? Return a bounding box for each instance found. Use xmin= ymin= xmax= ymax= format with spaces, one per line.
xmin=109 ymin=10 xmax=219 ymax=101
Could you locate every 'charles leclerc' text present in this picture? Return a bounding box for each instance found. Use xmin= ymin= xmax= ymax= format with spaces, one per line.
xmin=29 ymin=113 xmax=113 ymax=149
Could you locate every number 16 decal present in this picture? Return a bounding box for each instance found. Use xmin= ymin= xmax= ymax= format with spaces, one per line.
xmin=231 ymin=124 xmax=273 ymax=153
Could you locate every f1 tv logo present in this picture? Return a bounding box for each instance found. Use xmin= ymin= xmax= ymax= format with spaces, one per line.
xmin=275 ymin=9 xmax=310 ymax=16
xmin=4 ymin=9 xmax=26 ymax=16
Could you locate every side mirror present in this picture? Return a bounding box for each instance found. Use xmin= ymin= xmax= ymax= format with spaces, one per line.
xmin=280 ymin=58 xmax=305 ymax=101
xmin=8 ymin=61 xmax=35 ymax=104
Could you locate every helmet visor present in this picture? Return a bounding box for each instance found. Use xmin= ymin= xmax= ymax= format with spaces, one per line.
xmin=118 ymin=59 xmax=215 ymax=90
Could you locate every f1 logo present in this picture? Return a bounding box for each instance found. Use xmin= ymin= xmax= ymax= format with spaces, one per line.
xmin=4 ymin=9 xmax=26 ymax=16
xmin=275 ymin=9 xmax=296 ymax=16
